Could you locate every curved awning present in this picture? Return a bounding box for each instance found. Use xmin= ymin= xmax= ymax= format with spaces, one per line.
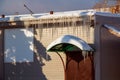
xmin=47 ymin=35 xmax=94 ymax=52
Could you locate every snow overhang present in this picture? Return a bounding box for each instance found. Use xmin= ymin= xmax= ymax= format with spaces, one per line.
xmin=95 ymin=12 xmax=120 ymax=17
xmin=103 ymin=24 xmax=120 ymax=37
xmin=0 ymin=9 xmax=95 ymax=22
xmin=47 ymin=35 xmax=94 ymax=52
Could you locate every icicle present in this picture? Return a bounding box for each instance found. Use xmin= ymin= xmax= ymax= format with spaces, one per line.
xmin=72 ymin=16 xmax=76 ymax=35
xmin=64 ymin=17 xmax=68 ymax=34
xmin=87 ymin=16 xmax=91 ymax=43
xmin=76 ymin=17 xmax=79 ymax=37
xmin=61 ymin=17 xmax=63 ymax=34
xmin=90 ymin=51 xmax=93 ymax=56
xmin=82 ymin=50 xmax=86 ymax=63
xmin=24 ymin=21 xmax=29 ymax=29
xmin=82 ymin=16 xmax=86 ymax=39
xmin=52 ymin=18 xmax=57 ymax=38
xmin=56 ymin=20 xmax=58 ymax=37
xmin=51 ymin=19 xmax=53 ymax=39
xmin=24 ymin=20 xmax=30 ymax=35
xmin=85 ymin=16 xmax=88 ymax=41
xmin=63 ymin=17 xmax=65 ymax=34
xmin=67 ymin=17 xmax=70 ymax=34
xmin=38 ymin=20 xmax=43 ymax=41
xmin=86 ymin=51 xmax=89 ymax=58
xmin=77 ymin=17 xmax=81 ymax=37
xmin=75 ymin=17 xmax=79 ymax=36
xmin=52 ymin=18 xmax=54 ymax=38
xmin=46 ymin=19 xmax=48 ymax=33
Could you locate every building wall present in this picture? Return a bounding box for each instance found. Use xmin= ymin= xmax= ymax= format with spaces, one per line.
xmin=34 ymin=23 xmax=94 ymax=80
xmin=1 ymin=15 xmax=94 ymax=80
xmin=95 ymin=15 xmax=120 ymax=80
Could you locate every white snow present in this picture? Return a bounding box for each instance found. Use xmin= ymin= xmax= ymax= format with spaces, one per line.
xmin=95 ymin=12 xmax=120 ymax=17
xmin=0 ymin=9 xmax=95 ymax=22
xmin=47 ymin=35 xmax=94 ymax=51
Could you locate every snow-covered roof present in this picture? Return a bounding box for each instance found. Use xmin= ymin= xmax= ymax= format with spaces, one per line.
xmin=1 ymin=8 xmax=120 ymax=22
xmin=47 ymin=35 xmax=94 ymax=52
xmin=95 ymin=12 xmax=120 ymax=17
xmin=0 ymin=9 xmax=95 ymax=22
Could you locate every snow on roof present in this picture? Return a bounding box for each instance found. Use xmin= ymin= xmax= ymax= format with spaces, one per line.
xmin=2 ymin=9 xmax=120 ymax=22
xmin=0 ymin=9 xmax=95 ymax=22
xmin=95 ymin=12 xmax=120 ymax=17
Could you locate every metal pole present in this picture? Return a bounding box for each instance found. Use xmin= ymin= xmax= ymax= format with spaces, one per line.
xmin=24 ymin=4 xmax=34 ymax=15
xmin=56 ymin=52 xmax=66 ymax=80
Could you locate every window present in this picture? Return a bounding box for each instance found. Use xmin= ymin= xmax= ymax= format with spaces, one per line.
xmin=4 ymin=28 xmax=34 ymax=63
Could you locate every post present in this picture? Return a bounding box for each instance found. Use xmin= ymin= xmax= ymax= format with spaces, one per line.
xmin=56 ymin=52 xmax=66 ymax=80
